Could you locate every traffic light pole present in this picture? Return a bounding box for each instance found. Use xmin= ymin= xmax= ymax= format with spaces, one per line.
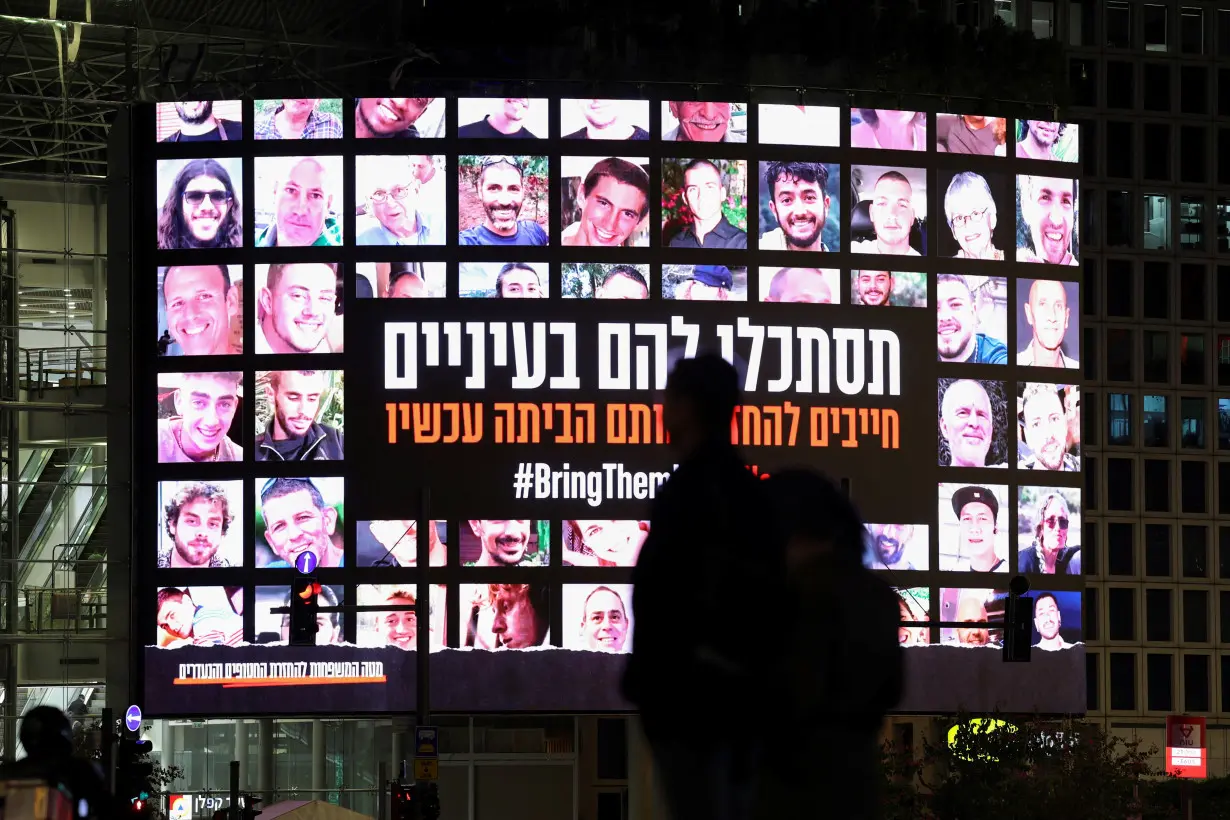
xmin=229 ymin=761 xmax=239 ymax=820
xmin=100 ymin=707 xmax=114 ymax=794
xmin=416 ymin=487 xmax=431 ymax=729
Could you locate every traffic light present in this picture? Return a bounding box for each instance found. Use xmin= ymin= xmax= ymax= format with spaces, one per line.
xmin=238 ymin=793 xmax=263 ymax=820
xmin=290 ymin=576 xmax=321 ymax=646
xmin=1003 ymin=575 xmax=1034 ymax=664
xmin=391 ymin=783 xmax=418 ymax=820
xmin=116 ymin=734 xmax=155 ymax=814
xmin=416 ymin=782 xmax=440 ymax=820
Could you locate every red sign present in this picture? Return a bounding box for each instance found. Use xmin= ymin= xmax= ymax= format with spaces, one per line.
xmin=1165 ymin=715 xmax=1207 ymax=778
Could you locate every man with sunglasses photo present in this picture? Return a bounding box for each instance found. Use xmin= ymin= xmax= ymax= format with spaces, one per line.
xmin=356 ymin=155 xmax=439 ymax=246
xmin=459 ymin=156 xmax=548 ymax=246
xmin=1017 ymin=493 xmax=1081 ymax=576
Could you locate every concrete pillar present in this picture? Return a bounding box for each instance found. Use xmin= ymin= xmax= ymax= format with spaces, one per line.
xmin=258 ymin=718 xmax=274 ymax=804
xmin=234 ymin=720 xmax=248 ymax=790
xmin=311 ymin=720 xmax=326 ymax=794
xmin=627 ymin=717 xmax=668 ymax=820
xmin=391 ymin=731 xmax=404 ymax=781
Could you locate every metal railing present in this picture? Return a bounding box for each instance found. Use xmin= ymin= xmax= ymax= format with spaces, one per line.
xmin=21 ymin=586 xmax=106 ymax=632
xmin=19 ymin=345 xmax=106 ymax=396
xmin=16 ymin=447 xmax=94 ymax=587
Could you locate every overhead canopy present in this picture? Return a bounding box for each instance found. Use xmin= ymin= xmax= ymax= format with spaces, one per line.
xmin=257 ymin=800 xmax=372 ymax=820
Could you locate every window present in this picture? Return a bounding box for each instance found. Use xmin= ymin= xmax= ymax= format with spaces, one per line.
xmin=1071 ymin=59 xmax=1098 ymax=107
xmin=1107 ymin=1 xmax=1132 ymax=48
xmin=1070 ymin=0 xmax=1096 ymax=47
xmin=1220 ymin=336 xmax=1230 ymax=386
xmin=1109 ymin=393 xmax=1134 ymax=445
xmin=1145 ymin=459 xmax=1171 ymax=511
xmin=1107 ymin=61 xmax=1135 ymax=108
xmin=1081 ymin=120 xmax=1098 ymax=178
xmin=1182 ymin=397 xmax=1206 ymax=448
xmin=1146 ymin=524 xmax=1172 ymax=576
xmin=1031 ymin=0 xmax=1053 ymax=38
xmin=1185 ymin=655 xmax=1210 ymax=712
xmin=1182 ymin=461 xmax=1208 ymax=513
xmin=1180 ymin=127 xmax=1206 ymax=184
xmin=1146 ymin=588 xmax=1172 ymax=641
xmin=1087 ymin=455 xmax=1099 ymax=509
xmin=1142 ymin=123 xmax=1169 ymax=180
xmin=1221 ymin=463 xmax=1230 ymax=515
xmin=1107 ymin=329 xmax=1134 ymax=381
xmin=1085 ymin=327 xmax=1098 ymax=380
xmin=1109 ymin=587 xmax=1136 ymax=640
xmin=1108 ymin=122 xmax=1135 ymax=178
xmin=1220 ymin=203 xmax=1230 ymax=253
xmin=1183 ymin=525 xmax=1209 ymax=578
xmin=1084 ymin=522 xmax=1098 ymax=570
xmin=1180 ymin=199 xmax=1206 ymax=252
xmin=1220 ymin=399 xmax=1230 ymax=449
xmin=1143 ymin=394 xmax=1169 ymax=445
xmin=1222 ymin=590 xmax=1230 ymax=639
xmin=1183 ymin=590 xmax=1209 ymax=643
xmin=1221 ymin=9 xmax=1230 ymax=56
xmin=1110 ymin=653 xmax=1136 ymax=710
xmin=1182 ymin=7 xmax=1206 ymax=54
xmin=1143 ymin=65 xmax=1171 ymax=112
xmin=1143 ymin=262 xmax=1170 ymax=320
xmin=1083 ymin=259 xmax=1098 ymax=316
xmin=1144 ymin=334 xmax=1169 ymax=383
xmin=993 ymin=0 xmax=1016 ymax=26
xmin=1087 ymin=654 xmax=1099 ymax=711
xmin=1223 ymin=656 xmax=1230 ymax=712
xmin=1106 ymin=259 xmax=1133 ymax=316
xmin=1143 ymin=194 xmax=1171 ymax=250
xmin=1147 ymin=653 xmax=1174 ymax=711
xmin=1223 ymin=529 xmax=1230 ymax=578
xmin=1086 ymin=588 xmax=1099 ymax=639
xmin=1218 ymin=267 xmax=1230 ymax=320
xmin=1219 ymin=130 xmax=1230 ymax=185
xmin=1181 ymin=66 xmax=1209 ymax=115
xmin=1108 ymin=457 xmax=1135 ymax=510
xmin=1108 ymin=191 xmax=1133 ymax=247
xmin=1108 ymin=522 xmax=1135 ymax=575
xmin=1181 ymin=334 xmax=1207 ymax=385
xmin=1180 ymin=264 xmax=1206 ymax=321
xmin=1085 ymin=389 xmax=1098 ymax=447
xmin=1144 ymin=4 xmax=1168 ymax=51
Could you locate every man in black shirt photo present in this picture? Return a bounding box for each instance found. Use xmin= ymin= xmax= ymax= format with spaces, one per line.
xmin=564 ymin=99 xmax=649 ymax=140
xmin=459 ymin=98 xmax=539 ymax=139
xmin=161 ymin=101 xmax=242 ymax=142
xmin=255 ymin=370 xmax=344 ymax=461
xmin=667 ymin=159 xmax=747 ymax=249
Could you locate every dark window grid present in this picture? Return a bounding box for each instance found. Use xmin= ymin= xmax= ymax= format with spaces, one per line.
xmin=1183 ymin=653 xmax=1211 ymax=713
xmin=1144 ymin=458 xmax=1172 ymax=513
xmin=1108 ymin=586 xmax=1138 ymax=642
xmin=1106 ymin=456 xmax=1137 ymax=512
xmin=1218 ymin=461 xmax=1230 ymax=516
xmin=1180 ymin=395 xmax=1209 ymax=451
xmin=1181 ymin=459 xmax=1209 ymax=514
xmin=1107 ymin=521 xmax=1136 ymax=576
xmin=1180 ymin=332 xmax=1210 ymax=386
xmin=1183 ymin=589 xmax=1211 ymax=643
xmin=1107 ymin=393 xmax=1135 ymax=447
xmin=1105 ymin=327 xmax=1137 ymax=384
xmin=1146 ymin=652 xmax=1174 ymax=712
xmin=1109 ymin=652 xmax=1137 ymax=711
xmin=1179 ymin=264 xmax=1209 ymax=324
xmin=1145 ymin=521 xmax=1174 ymax=578
xmin=1145 ymin=587 xmax=1174 ymax=643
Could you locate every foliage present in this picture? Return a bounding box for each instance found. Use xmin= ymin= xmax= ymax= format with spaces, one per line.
xmin=253 ymin=370 xmax=345 ymax=434
xmin=72 ymin=720 xmax=182 ymax=820
xmin=457 ymin=154 xmax=548 ymax=221
xmin=881 ymin=714 xmax=1174 ymax=820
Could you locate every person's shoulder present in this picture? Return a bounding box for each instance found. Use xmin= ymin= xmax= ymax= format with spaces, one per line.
xmin=458 ymin=226 xmax=484 ymax=245
xmin=522 ymin=221 xmax=548 ymax=242
xmin=563 ymin=127 xmax=587 ymax=140
xmin=222 ymin=119 xmax=244 ymax=140
xmin=631 ymin=126 xmax=651 ymax=140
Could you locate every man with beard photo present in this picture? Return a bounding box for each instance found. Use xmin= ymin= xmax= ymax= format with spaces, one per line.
xmin=863 ymin=524 xmax=920 ymax=571
xmin=1032 ymin=593 xmax=1077 ymax=650
xmin=1018 ymin=493 xmax=1081 ymax=576
xmin=1016 ymin=174 xmax=1078 ymax=266
xmin=466 ymin=519 xmax=540 ymax=567
xmin=158 ymin=482 xmax=237 ymax=568
xmin=1016 ymin=120 xmax=1067 ymax=161
xmin=1018 ymin=383 xmax=1080 ymax=471
xmin=255 ymin=370 xmax=344 ymax=461
xmin=759 ymin=161 xmax=833 ymax=252
xmin=936 ymin=274 xmax=1008 ymax=364
xmin=459 ymin=157 xmax=548 ymax=246
xmin=852 ymin=270 xmax=894 ymax=306
xmin=258 ymin=477 xmax=344 ymax=569
xmin=160 ymin=101 xmax=242 ymax=142
xmin=354 ymin=97 xmax=439 ymax=139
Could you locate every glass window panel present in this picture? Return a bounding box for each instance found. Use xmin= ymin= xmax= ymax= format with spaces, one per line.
xmin=1107 ymin=329 xmax=1134 ymax=381
xmin=1180 ymin=127 xmax=1207 ymax=184
xmin=1108 ymin=122 xmax=1136 ymax=178
xmin=1147 ymin=653 xmax=1174 ymax=711
xmin=1143 ymin=66 xmax=1171 ymax=113
xmin=1181 ymin=461 xmax=1207 ymax=513
xmin=1109 ymin=587 xmax=1136 ymax=640
xmin=1144 ymin=194 xmax=1172 ymax=251
xmin=1146 ymin=588 xmax=1172 ymax=641
xmin=1219 ymin=399 xmax=1230 ymax=449
xmin=1107 ymin=61 xmax=1136 ymax=108
xmin=1106 ymin=259 xmax=1133 ymax=316
xmin=1144 ymin=333 xmax=1170 ymax=383
xmin=1107 ymin=457 xmax=1135 ymax=511
xmin=1180 ymin=200 xmax=1206 ymax=252
xmin=1181 ymin=397 xmax=1206 ymax=448
xmin=1108 ymin=522 xmax=1135 ymax=575
xmin=1183 ymin=590 xmax=1209 ymax=643
xmin=1184 ymin=654 xmax=1210 ymax=712
xmin=1145 ymin=4 xmax=1169 ymax=50
xmin=1146 ymin=523 xmax=1172 ymax=576
xmin=1143 ymin=394 xmax=1169 ymax=445
xmin=1182 ymin=66 xmax=1209 ymax=115
xmin=1109 ymin=393 xmax=1134 ymax=445
xmin=1183 ymin=525 xmax=1209 ymax=578
xmin=1145 ymin=459 xmax=1171 ymax=512
xmin=1110 ymin=653 xmax=1136 ymax=710
xmin=1218 ymin=335 xmax=1230 ymax=386
xmin=1181 ymin=7 xmax=1205 ymax=54
xmin=1143 ymin=262 xmax=1170 ymax=320
xmin=1181 ymin=334 xmax=1207 ymax=385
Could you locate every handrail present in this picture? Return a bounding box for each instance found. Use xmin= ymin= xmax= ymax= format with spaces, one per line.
xmin=20 ymin=586 xmax=106 ymax=633
xmin=13 ymin=448 xmax=53 ymax=514
xmin=19 ymin=345 xmax=106 ymax=397
xmin=17 ymin=448 xmax=94 ymax=587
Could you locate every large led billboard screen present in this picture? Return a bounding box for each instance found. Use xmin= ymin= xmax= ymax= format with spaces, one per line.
xmin=130 ymin=95 xmax=1084 ymax=716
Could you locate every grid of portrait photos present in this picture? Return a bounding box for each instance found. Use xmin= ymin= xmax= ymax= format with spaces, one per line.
xmin=147 ymin=95 xmax=1082 ymax=662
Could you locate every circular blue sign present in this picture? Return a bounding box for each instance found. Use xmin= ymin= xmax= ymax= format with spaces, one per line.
xmin=125 ymin=704 xmax=142 ymax=733
xmin=294 ymin=551 xmax=318 ymax=574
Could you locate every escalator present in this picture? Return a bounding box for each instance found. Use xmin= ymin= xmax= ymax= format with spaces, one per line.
xmin=15 ymin=447 xmax=72 ymax=542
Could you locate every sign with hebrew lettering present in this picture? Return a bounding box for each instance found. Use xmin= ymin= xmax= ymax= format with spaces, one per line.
xmin=127 ymin=89 xmax=1085 ymax=719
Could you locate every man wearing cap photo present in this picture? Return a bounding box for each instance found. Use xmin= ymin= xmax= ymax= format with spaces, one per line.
xmin=949 ymin=485 xmax=1007 ymax=573
xmin=666 ymin=159 xmax=747 ymax=249
xmin=674 ymin=265 xmax=734 ymax=301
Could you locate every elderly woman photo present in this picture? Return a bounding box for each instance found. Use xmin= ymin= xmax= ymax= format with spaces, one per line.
xmin=943 ymin=171 xmax=1004 ymax=260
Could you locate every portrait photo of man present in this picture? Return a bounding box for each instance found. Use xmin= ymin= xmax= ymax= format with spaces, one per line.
xmin=939 ymin=588 xmax=1004 ymax=646
xmin=938 ymin=483 xmax=1010 ymax=573
xmin=1016 ymin=174 xmax=1078 ymax=266
xmin=863 ymin=524 xmax=929 ymax=571
xmin=1016 ymin=278 xmax=1079 ymax=368
xmin=463 ymin=584 xmax=551 ymax=650
xmin=156 ymin=100 xmax=243 ymax=142
xmin=662 ymin=158 xmax=748 ymax=249
xmin=254 ymin=370 xmax=344 ymax=462
xmin=156 ymin=586 xmax=243 ymax=648
xmin=563 ymin=519 xmax=648 ymax=566
xmin=661 ymin=100 xmax=746 ymax=142
xmin=1017 ymin=488 xmax=1082 ymax=575
xmin=850 ymin=109 xmax=927 ymax=151
xmin=560 ymin=264 xmax=650 ymax=300
xmin=939 ymin=170 xmax=1008 ymax=260
xmin=896 ymin=588 xmax=931 ymax=647
xmin=849 ymin=166 xmax=925 ymax=256
xmin=355 ymin=262 xmax=446 ymax=300
xmin=1030 ymin=592 xmax=1081 ymax=651
xmin=561 ymin=157 xmax=651 ymax=247
xmin=936 ymin=274 xmax=1009 ymax=364
xmin=355 ymin=155 xmax=443 ymax=246
xmin=354 ymin=97 xmax=445 ymax=139
xmin=356 ymin=520 xmax=448 ymax=567
xmin=662 ymin=264 xmax=748 ymax=302
xmin=458 ymin=156 xmax=549 ymax=246
xmin=256 ymin=263 xmax=342 ymax=354
xmin=458 ymin=97 xmax=546 ymax=139
xmin=937 ymin=378 xmax=1008 ymax=469
xmin=461 ymin=520 xmax=549 ymax=567
xmin=459 ymin=262 xmax=548 ymax=299
xmin=936 ymin=114 xmax=1007 ymax=155
xmin=155 ymin=158 xmax=243 ymax=250
xmin=254 ymin=98 xmax=343 ymax=140
xmin=157 ymin=480 xmax=243 ymax=568
xmin=849 ymin=270 xmax=928 ymax=308
xmin=758 ymin=161 xmax=839 ymax=252
xmin=759 ymin=267 xmax=838 ymax=303
xmin=1015 ymin=120 xmax=1078 ymax=163
xmin=1017 ymin=383 xmax=1081 ymax=471
xmin=563 ymin=584 xmax=634 ymax=653
xmin=253 ymin=155 xmax=343 ymax=247
xmin=561 ymin=99 xmax=650 ymax=140
xmin=158 ymin=265 xmax=242 ymax=357
xmin=254 ymin=584 xmax=343 ymax=645
xmin=255 ymin=476 xmax=345 ymax=569
xmin=156 ymin=372 xmax=243 ymax=463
